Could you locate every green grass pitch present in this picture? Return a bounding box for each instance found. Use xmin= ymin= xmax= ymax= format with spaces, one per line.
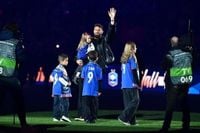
xmin=0 ymin=110 xmax=200 ymax=132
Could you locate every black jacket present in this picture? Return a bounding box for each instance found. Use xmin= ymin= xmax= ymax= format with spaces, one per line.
xmin=92 ymin=23 xmax=116 ymax=69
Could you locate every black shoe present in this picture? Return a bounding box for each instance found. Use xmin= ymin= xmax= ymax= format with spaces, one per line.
xmin=181 ymin=127 xmax=190 ymax=133
xmin=131 ymin=122 xmax=139 ymax=126
xmin=130 ymin=119 xmax=139 ymax=126
xmin=85 ymin=119 xmax=95 ymax=124
xmin=21 ymin=123 xmax=30 ymax=128
xmin=159 ymin=128 xmax=168 ymax=133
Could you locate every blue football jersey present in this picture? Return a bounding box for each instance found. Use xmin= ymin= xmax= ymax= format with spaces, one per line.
xmin=50 ymin=65 xmax=72 ymax=97
xmin=81 ymin=61 xmax=102 ymax=96
xmin=121 ymin=56 xmax=138 ymax=89
xmin=77 ymin=44 xmax=88 ymax=60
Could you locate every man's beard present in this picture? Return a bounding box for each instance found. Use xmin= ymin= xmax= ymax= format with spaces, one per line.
xmin=94 ymin=34 xmax=102 ymax=39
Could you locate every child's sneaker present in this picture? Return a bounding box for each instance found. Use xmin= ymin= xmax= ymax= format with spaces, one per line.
xmin=53 ymin=118 xmax=60 ymax=122
xmin=118 ymin=117 xmax=131 ymax=126
xmin=74 ymin=117 xmax=84 ymax=121
xmin=61 ymin=116 xmax=71 ymax=122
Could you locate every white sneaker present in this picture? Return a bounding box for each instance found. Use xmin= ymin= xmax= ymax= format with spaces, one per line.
xmin=61 ymin=116 xmax=71 ymax=122
xmin=118 ymin=117 xmax=131 ymax=126
xmin=53 ymin=118 xmax=60 ymax=122
xmin=74 ymin=117 xmax=84 ymax=121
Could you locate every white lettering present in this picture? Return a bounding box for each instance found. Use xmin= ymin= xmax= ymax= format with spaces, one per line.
xmin=180 ymin=77 xmax=186 ymax=83
xmin=88 ymin=67 xmax=95 ymax=71
xmin=141 ymin=69 xmax=165 ymax=88
xmin=180 ymin=76 xmax=193 ymax=83
xmin=87 ymin=72 xmax=93 ymax=83
xmin=189 ymin=76 xmax=193 ymax=82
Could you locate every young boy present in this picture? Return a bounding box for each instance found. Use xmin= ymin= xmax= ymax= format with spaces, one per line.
xmin=73 ymin=32 xmax=93 ymax=121
xmin=81 ymin=51 xmax=102 ymax=123
xmin=49 ymin=54 xmax=72 ymax=122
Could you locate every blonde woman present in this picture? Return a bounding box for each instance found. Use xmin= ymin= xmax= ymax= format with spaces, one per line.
xmin=118 ymin=41 xmax=141 ymax=126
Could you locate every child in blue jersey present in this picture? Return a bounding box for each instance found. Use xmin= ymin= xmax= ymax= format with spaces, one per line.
xmin=81 ymin=50 xmax=102 ymax=123
xmin=49 ymin=54 xmax=72 ymax=122
xmin=118 ymin=41 xmax=141 ymax=126
xmin=76 ymin=32 xmax=95 ymax=64
xmin=74 ymin=32 xmax=95 ymax=121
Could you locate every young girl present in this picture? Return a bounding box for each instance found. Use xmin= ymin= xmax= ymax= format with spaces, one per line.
xmin=76 ymin=32 xmax=94 ymax=65
xmin=118 ymin=41 xmax=141 ymax=126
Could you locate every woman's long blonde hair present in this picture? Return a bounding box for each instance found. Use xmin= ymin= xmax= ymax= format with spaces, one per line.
xmin=120 ymin=41 xmax=136 ymax=63
xmin=77 ymin=32 xmax=89 ymax=50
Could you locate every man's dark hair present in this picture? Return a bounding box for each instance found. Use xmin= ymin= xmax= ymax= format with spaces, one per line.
xmin=58 ymin=53 xmax=68 ymax=62
xmin=87 ymin=50 xmax=98 ymax=61
xmin=94 ymin=23 xmax=104 ymax=29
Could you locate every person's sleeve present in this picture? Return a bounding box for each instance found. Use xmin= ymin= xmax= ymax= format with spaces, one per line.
xmin=77 ymin=50 xmax=81 ymax=60
xmin=16 ymin=41 xmax=26 ymax=81
xmin=130 ymin=58 xmax=139 ymax=85
xmin=98 ymin=67 xmax=103 ymax=80
xmin=77 ymin=48 xmax=84 ymax=59
xmin=98 ymin=67 xmax=103 ymax=92
xmin=132 ymin=69 xmax=139 ymax=85
xmin=80 ymin=78 xmax=84 ymax=87
xmin=130 ymin=58 xmax=137 ymax=70
xmin=77 ymin=44 xmax=88 ymax=59
xmin=81 ymin=66 xmax=85 ymax=79
xmin=161 ymin=53 xmax=172 ymax=70
xmin=59 ymin=77 xmax=70 ymax=86
xmin=98 ymin=80 xmax=103 ymax=93
xmin=16 ymin=42 xmax=25 ymax=65
xmin=104 ymin=23 xmax=116 ymax=44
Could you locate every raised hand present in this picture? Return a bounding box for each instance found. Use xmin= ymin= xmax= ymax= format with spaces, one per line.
xmin=108 ymin=7 xmax=116 ymax=21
